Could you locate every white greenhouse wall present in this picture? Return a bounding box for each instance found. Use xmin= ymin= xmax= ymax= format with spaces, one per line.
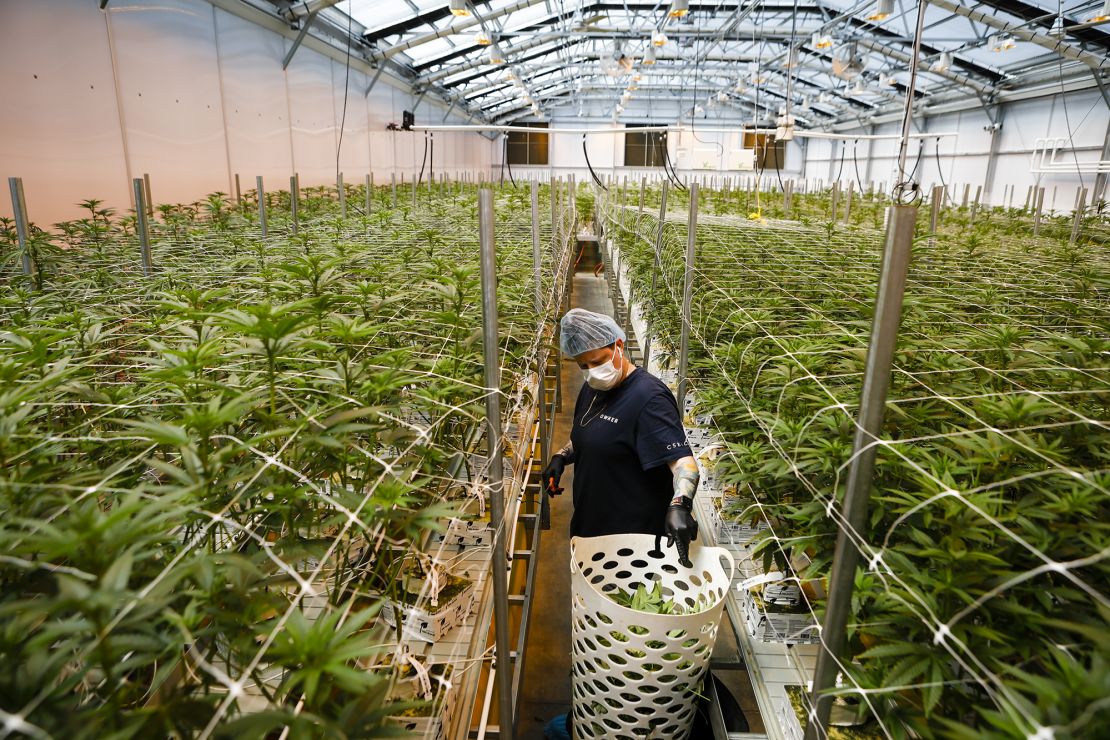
xmin=0 ymin=0 xmax=495 ymax=225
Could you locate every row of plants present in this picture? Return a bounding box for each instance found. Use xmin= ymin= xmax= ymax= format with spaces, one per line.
xmin=0 ymin=180 xmax=573 ymax=736
xmin=599 ymin=183 xmax=1109 ymax=739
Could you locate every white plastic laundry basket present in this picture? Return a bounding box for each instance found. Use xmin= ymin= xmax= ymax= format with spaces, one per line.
xmin=569 ymin=534 xmax=735 ymax=739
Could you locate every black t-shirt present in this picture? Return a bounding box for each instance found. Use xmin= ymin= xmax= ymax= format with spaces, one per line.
xmin=568 ymin=368 xmax=692 ymax=538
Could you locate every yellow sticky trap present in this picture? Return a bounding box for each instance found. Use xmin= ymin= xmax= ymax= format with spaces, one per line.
xmin=747 ymin=209 xmax=763 ymax=221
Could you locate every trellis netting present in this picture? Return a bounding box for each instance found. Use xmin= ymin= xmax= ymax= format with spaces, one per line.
xmin=569 ymin=533 xmax=734 ymax=739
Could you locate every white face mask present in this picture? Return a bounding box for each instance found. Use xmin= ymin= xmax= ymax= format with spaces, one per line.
xmin=584 ymin=344 xmax=623 ymax=390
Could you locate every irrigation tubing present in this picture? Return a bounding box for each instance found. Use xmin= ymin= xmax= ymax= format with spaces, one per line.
xmin=416 ymin=131 xmax=429 ymax=186
xmin=852 ymin=138 xmax=865 ymax=193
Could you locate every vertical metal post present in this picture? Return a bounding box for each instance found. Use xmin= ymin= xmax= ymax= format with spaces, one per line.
xmin=8 ymin=177 xmax=33 ymax=277
xmin=844 ymin=181 xmax=854 ymax=223
xmin=338 ymin=171 xmax=346 ymax=218
xmin=643 ymin=180 xmax=669 ymax=371
xmin=803 ymin=205 xmax=919 ymax=740
xmin=676 ymin=182 xmax=698 ymax=410
xmin=1032 ymin=187 xmax=1045 ymax=236
xmin=478 ymin=188 xmax=515 ymax=740
xmin=1070 ymin=188 xmax=1088 ymax=244
xmin=929 ymin=184 xmax=942 ymax=236
xmin=133 ymin=178 xmax=153 ymax=276
xmin=257 ymin=176 xmax=268 ymax=239
xmin=290 ymin=175 xmax=299 ymax=234
xmin=961 ymin=182 xmax=970 ymax=208
xmin=638 ymin=175 xmax=646 ymax=219
xmin=365 ymin=174 xmax=372 ymax=217
xmin=143 ymin=173 xmax=153 ymax=216
xmin=235 ymin=173 xmax=242 ymax=205
xmin=531 ymin=180 xmax=550 ymax=529
xmin=391 ymin=173 xmax=398 ymax=208
xmin=411 ymin=175 xmax=417 ymax=209
xmin=784 ymin=179 xmax=793 ymax=218
xmin=830 ymin=181 xmax=839 ymax=222
xmin=1023 ymin=184 xmax=1033 ymax=212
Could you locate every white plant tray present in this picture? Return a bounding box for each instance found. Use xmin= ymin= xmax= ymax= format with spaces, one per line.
xmin=381 ymin=580 xmax=477 ymax=643
xmin=738 ymin=581 xmax=819 ymax=646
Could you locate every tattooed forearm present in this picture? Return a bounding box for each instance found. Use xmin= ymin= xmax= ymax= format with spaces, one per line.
xmin=667 ymin=456 xmax=699 ymax=503
xmin=557 ymin=440 xmax=574 ymax=463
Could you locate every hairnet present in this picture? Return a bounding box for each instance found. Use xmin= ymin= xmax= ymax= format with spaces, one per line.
xmin=559 ymin=308 xmax=626 ymax=357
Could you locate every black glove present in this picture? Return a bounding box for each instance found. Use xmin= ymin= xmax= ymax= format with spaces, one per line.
xmin=540 ymin=454 xmax=567 ymax=496
xmin=665 ymin=499 xmax=699 ymax=567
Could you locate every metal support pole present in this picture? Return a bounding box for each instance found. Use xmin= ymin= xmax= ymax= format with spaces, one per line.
xmin=637 ymin=175 xmax=646 ymax=219
xmin=411 ymin=176 xmax=417 ymax=209
xmin=365 ymin=174 xmax=372 ymax=217
xmin=1032 ymin=187 xmax=1045 ymax=236
xmin=290 ymin=175 xmax=299 ymax=234
xmin=337 ymin=171 xmax=346 ymax=218
xmin=830 ymin=181 xmax=839 ymax=222
xmin=1070 ymin=188 xmax=1088 ymax=244
xmin=643 ymin=180 xmax=669 ymax=371
xmin=961 ymin=182 xmax=970 ymax=208
xmin=531 ymin=180 xmax=550 ymax=529
xmin=478 ymin=188 xmax=515 ymax=740
xmin=257 ymin=176 xmax=268 ymax=239
xmin=844 ymin=181 xmax=854 ymax=223
xmin=143 ymin=173 xmax=153 ymax=216
xmin=391 ymin=173 xmax=397 ymax=208
xmin=8 ymin=178 xmax=34 ymax=277
xmin=133 ymin=178 xmax=153 ymax=276
xmin=970 ymin=185 xmax=982 ymax=226
xmin=676 ymin=182 xmax=698 ymax=410
xmin=929 ymin=184 xmax=942 ymax=237
xmin=235 ymin=173 xmax=242 ymax=205
xmin=803 ymin=205 xmax=918 ymax=740
xmin=784 ymin=179 xmax=793 ymax=218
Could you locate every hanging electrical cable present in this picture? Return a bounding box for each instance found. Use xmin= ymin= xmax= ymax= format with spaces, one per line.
xmin=891 ymin=0 xmax=929 ymax=205
xmin=583 ymin=133 xmax=608 ymax=191
xmin=852 ymin=138 xmax=866 ymax=193
xmin=335 ymin=6 xmax=353 ymax=185
xmin=933 ymin=136 xmax=948 ymax=195
xmin=416 ymin=130 xmax=429 ymax=185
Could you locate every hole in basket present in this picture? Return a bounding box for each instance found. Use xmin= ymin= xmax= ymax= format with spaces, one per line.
xmin=584 ymin=615 xmax=598 ymax=629
xmin=591 ymin=552 xmax=605 ymax=562
xmin=618 ymin=714 xmax=638 ymax=724
xmin=634 ymin=706 xmax=654 ymax=716
xmin=631 ymin=558 xmax=648 ymax=568
xmin=597 ymin=612 xmax=613 ymax=625
xmin=622 ymin=670 xmax=644 ymax=681
xmin=652 ymin=696 xmax=672 ymax=706
xmin=602 ymin=718 xmax=621 ymax=731
xmin=604 ymin=697 xmax=622 ymax=710
xmin=642 ymin=662 xmax=663 ymax=673
xmin=641 ymin=684 xmax=659 ymax=694
xmin=601 ymin=583 xmax=617 ymax=593
xmin=583 ymin=566 xmax=593 ymax=576
xmin=615 ymin=570 xmax=632 ymax=580
xmin=645 ymin=571 xmax=661 ymax=582
xmin=617 ymin=547 xmax=635 ymax=557
xmin=647 ymin=549 xmax=665 ymax=559
xmin=593 ymin=679 xmax=607 ymax=693
xmin=610 ymin=630 xmax=630 ymax=643
xmin=683 ymin=596 xmax=696 ymax=608
xmin=602 ymin=560 xmax=619 ymax=570
xmin=661 ymin=652 xmax=682 ymax=661
xmin=646 ymin=639 xmax=666 ymax=650
xmin=674 ymin=682 xmax=689 ymax=693
xmin=595 ymin=657 xmax=611 ymax=671
xmin=596 ymin=634 xmax=612 ymax=648
xmin=620 ymin=691 xmax=639 ymax=703
xmin=610 ymin=652 xmax=629 ymax=665
xmin=606 ymin=675 xmax=626 ymax=688
xmin=674 ymin=579 xmax=690 ymax=591
xmin=661 ymin=564 xmax=678 ymax=575
xmin=695 ymin=644 xmax=710 ymax=656
xmin=689 ymin=574 xmax=702 ymax=587
xmin=658 ymin=673 xmax=678 ymax=683
xmin=662 ymin=724 xmax=680 ymax=735
xmin=583 ymin=681 xmax=596 ymax=695
xmin=627 ymin=581 xmax=643 ymax=591
xmin=681 ymin=637 xmax=697 ymax=647
xmin=661 ymin=587 xmax=675 ymax=599
xmin=631 ymin=729 xmax=650 ymax=738
xmin=583 ymin=637 xmax=596 ymax=651
xmin=589 ymin=574 xmax=604 ymax=585
xmin=649 ymin=716 xmax=669 ymax=727
xmin=624 ymin=647 xmax=646 ymax=660
xmin=629 ymin=624 xmax=649 ymax=636
xmin=700 ymin=622 xmax=715 ymax=634
xmin=676 ymin=660 xmax=694 ymax=671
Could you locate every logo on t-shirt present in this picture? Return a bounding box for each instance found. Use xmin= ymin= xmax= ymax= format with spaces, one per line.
xmin=599 ymin=414 xmax=620 ymax=424
xmin=666 ymin=441 xmax=687 ymax=450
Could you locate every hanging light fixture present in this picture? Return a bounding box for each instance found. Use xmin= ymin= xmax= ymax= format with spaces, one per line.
xmin=867 ymin=0 xmax=893 ymax=21
xmin=486 ymin=45 xmax=505 ymax=65
xmin=693 ymin=104 xmax=704 ymax=115
xmin=990 ymin=33 xmax=1016 ymax=51
xmin=474 ymin=30 xmax=493 ymax=46
xmin=930 ymin=51 xmax=952 ymax=73
xmin=615 ymin=103 xmax=625 ymax=114
xmin=749 ymin=61 xmax=767 ymax=84
xmin=652 ymin=30 xmax=668 ymax=47
xmin=669 ymin=0 xmax=690 ymax=18
xmin=642 ymin=45 xmax=657 ymax=64
xmin=879 ymin=72 xmax=898 ymax=87
xmin=1089 ymin=0 xmax=1110 ymax=22
xmin=449 ymin=0 xmax=470 ymax=17
xmin=811 ymin=32 xmax=834 ymax=49
xmin=716 ymin=90 xmax=729 ymax=103
xmin=851 ymin=77 xmax=868 ymax=95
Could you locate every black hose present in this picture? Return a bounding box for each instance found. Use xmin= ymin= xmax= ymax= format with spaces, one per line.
xmin=583 ymin=134 xmax=608 ymax=191
xmin=852 ymin=138 xmax=865 ymax=193
xmin=416 ymin=131 xmax=429 ymax=186
xmin=429 ymin=133 xmax=434 ymax=185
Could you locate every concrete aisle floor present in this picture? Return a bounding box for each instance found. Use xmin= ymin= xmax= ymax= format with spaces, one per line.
xmin=516 ymin=244 xmax=613 ymax=740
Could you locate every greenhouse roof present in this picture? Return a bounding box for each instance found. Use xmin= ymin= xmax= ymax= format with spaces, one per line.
xmin=264 ymin=0 xmax=1110 ymax=126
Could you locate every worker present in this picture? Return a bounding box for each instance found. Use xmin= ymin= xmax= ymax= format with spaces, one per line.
xmin=541 ymin=308 xmax=701 ymax=740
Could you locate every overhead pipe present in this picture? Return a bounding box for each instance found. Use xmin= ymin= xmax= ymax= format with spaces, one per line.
xmin=420 ymin=32 xmax=566 ymax=84
xmin=926 ymin=0 xmax=1110 ymax=71
xmin=851 ymin=36 xmax=995 ymax=96
xmin=371 ymin=0 xmax=547 ymax=62
xmin=413 ymin=124 xmax=957 ymax=140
